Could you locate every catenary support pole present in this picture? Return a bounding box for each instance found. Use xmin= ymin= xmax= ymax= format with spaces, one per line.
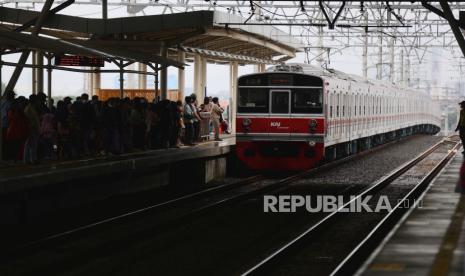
xmin=390 ymin=37 xmax=395 ymax=82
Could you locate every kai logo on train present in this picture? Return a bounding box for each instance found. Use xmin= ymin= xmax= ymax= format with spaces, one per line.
xmin=270 ymin=122 xmax=281 ymax=127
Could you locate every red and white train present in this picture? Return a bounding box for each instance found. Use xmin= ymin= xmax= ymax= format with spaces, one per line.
xmin=235 ymin=63 xmax=441 ymax=171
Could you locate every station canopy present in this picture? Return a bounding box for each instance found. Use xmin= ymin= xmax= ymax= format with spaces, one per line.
xmin=0 ymin=27 xmax=185 ymax=68
xmin=0 ymin=7 xmax=303 ymax=65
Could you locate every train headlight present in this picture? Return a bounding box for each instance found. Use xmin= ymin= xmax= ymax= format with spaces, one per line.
xmin=308 ymin=140 xmax=316 ymax=147
xmin=242 ymin=118 xmax=252 ymax=127
xmin=309 ymin=119 xmax=318 ymax=127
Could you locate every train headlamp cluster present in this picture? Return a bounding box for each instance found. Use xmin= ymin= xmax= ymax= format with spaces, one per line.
xmin=309 ymin=119 xmax=318 ymax=127
xmin=242 ymin=118 xmax=252 ymax=127
xmin=308 ymin=140 xmax=316 ymax=147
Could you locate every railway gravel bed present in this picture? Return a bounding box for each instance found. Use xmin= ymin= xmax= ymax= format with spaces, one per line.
xmin=0 ymin=135 xmax=444 ymax=276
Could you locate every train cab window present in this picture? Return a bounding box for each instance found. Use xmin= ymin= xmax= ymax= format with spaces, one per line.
xmin=291 ymin=88 xmax=323 ymax=114
xmin=238 ymin=88 xmax=269 ymax=113
xmin=271 ymin=90 xmax=290 ymax=114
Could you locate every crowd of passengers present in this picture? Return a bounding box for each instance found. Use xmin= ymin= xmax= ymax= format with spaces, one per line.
xmin=0 ymin=90 xmax=228 ymax=164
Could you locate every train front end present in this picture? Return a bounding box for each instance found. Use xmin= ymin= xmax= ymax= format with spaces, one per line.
xmin=235 ymin=66 xmax=325 ymax=171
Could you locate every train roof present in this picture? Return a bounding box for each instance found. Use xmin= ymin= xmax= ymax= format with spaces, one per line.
xmin=267 ymin=63 xmax=416 ymax=91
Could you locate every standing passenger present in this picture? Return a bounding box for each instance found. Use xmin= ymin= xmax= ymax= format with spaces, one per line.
xmin=24 ymin=95 xmax=40 ymax=164
xmin=211 ymin=97 xmax=224 ymax=141
xmin=183 ymin=96 xmax=195 ymax=146
xmin=456 ymin=101 xmax=465 ymax=153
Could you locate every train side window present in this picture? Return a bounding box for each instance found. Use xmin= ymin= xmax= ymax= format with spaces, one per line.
xmin=291 ymin=88 xmax=323 ymax=114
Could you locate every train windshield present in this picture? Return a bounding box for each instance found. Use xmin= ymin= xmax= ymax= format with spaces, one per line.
xmin=238 ymin=88 xmax=269 ymax=113
xmin=292 ymin=88 xmax=323 ymax=114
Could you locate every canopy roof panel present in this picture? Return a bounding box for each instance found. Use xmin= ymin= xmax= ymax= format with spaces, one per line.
xmin=0 ymin=28 xmax=185 ymax=68
xmin=0 ymin=7 xmax=302 ymax=63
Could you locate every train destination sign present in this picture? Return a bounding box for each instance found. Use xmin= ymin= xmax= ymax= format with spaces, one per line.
xmin=54 ymin=55 xmax=105 ymax=67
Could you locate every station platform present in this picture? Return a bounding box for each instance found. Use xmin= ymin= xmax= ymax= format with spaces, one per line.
xmin=362 ymin=152 xmax=465 ymax=276
xmin=0 ymin=136 xmax=235 ymax=224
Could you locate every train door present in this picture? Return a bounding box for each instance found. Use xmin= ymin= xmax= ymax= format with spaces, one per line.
xmin=269 ymin=90 xmax=291 ymax=139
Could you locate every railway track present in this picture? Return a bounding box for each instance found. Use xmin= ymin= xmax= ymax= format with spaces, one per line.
xmin=242 ymin=135 xmax=460 ymax=276
xmin=1 ymin=135 xmax=447 ymax=275
xmin=8 ymin=134 xmax=418 ymax=253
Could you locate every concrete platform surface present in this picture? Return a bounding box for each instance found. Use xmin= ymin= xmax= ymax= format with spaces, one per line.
xmin=362 ymin=152 xmax=465 ymax=276
xmin=0 ymin=136 xmax=235 ymax=195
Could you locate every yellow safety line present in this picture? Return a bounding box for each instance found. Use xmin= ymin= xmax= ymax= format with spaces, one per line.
xmin=429 ymin=194 xmax=465 ymax=276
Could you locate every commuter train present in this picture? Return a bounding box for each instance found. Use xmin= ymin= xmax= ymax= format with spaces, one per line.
xmin=235 ymin=63 xmax=441 ymax=171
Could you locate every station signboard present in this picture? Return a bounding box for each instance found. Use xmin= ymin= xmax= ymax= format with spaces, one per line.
xmin=54 ymin=55 xmax=105 ymax=67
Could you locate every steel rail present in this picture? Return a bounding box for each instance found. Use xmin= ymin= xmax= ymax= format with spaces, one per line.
xmin=8 ymin=174 xmax=263 ymax=251
xmin=330 ymin=141 xmax=461 ymax=276
xmin=7 ymin=135 xmax=434 ymax=258
xmin=242 ymin=136 xmax=457 ymax=275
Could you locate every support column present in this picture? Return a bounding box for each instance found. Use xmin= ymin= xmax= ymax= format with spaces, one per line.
xmin=362 ymin=14 xmax=368 ymax=78
xmin=389 ymin=37 xmax=395 ymax=82
xmin=160 ymin=47 xmax=168 ymax=100
xmin=229 ymin=61 xmax=238 ymax=133
xmin=177 ymin=51 xmax=185 ymax=101
xmin=377 ymin=36 xmax=383 ymax=80
xmin=400 ymin=49 xmax=404 ymax=84
xmin=119 ymin=61 xmax=124 ymax=98
xmin=36 ymin=51 xmax=44 ymax=94
xmin=46 ymin=55 xmax=52 ymax=109
xmin=194 ymin=54 xmax=201 ymax=98
xmin=254 ymin=64 xmax=266 ymax=73
xmin=405 ymin=54 xmax=410 ymax=87
xmin=138 ymin=63 xmax=147 ymax=90
xmin=316 ymin=26 xmax=324 ymax=67
xmin=0 ymin=52 xmax=3 ymax=161
xmin=92 ymin=68 xmax=101 ymax=97
xmin=32 ymin=51 xmax=37 ymax=94
xmin=200 ymin=56 xmax=207 ymax=100
xmin=102 ymin=0 xmax=107 ymax=19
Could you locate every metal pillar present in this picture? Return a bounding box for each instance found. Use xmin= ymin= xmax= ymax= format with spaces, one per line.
xmin=4 ymin=0 xmax=54 ymax=94
xmin=102 ymin=0 xmax=107 ymax=19
xmin=405 ymin=55 xmax=410 ymax=87
xmin=229 ymin=61 xmax=238 ymax=134
xmin=362 ymin=15 xmax=368 ymax=78
xmin=177 ymin=51 xmax=185 ymax=101
xmin=377 ymin=36 xmax=383 ymax=80
xmin=138 ymin=63 xmax=147 ymax=90
xmin=316 ymin=26 xmax=324 ymax=67
xmin=34 ymin=51 xmax=44 ymax=94
xmin=154 ymin=64 xmax=159 ymax=101
xmin=160 ymin=47 xmax=168 ymax=100
xmin=32 ymin=52 xmax=37 ymax=94
xmin=46 ymin=55 xmax=53 ymax=109
xmin=0 ymin=52 xmax=3 ymax=161
xmin=119 ymin=60 xmax=124 ymax=98
xmin=389 ymin=38 xmax=395 ymax=82
xmin=400 ymin=49 xmax=404 ymax=84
